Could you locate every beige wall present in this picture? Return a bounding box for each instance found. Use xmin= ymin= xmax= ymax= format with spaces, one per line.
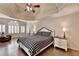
xmin=37 ymin=12 xmax=79 ymax=50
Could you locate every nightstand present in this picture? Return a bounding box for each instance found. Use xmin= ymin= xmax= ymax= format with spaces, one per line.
xmin=54 ymin=36 xmax=67 ymax=51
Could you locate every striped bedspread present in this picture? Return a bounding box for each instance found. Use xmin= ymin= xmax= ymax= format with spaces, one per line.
xmin=17 ymin=35 xmax=53 ymax=56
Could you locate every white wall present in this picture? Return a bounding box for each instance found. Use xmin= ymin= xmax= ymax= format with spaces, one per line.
xmin=37 ymin=12 xmax=79 ymax=50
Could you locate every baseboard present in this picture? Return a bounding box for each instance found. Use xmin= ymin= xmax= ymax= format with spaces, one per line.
xmin=68 ymin=47 xmax=79 ymax=51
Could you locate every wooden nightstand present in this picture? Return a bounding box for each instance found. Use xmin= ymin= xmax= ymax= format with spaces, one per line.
xmin=54 ymin=36 xmax=67 ymax=51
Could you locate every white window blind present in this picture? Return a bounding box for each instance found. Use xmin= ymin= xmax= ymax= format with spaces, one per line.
xmin=0 ymin=25 xmax=1 ymax=32
xmin=0 ymin=25 xmax=5 ymax=33
xmin=21 ymin=26 xmax=25 ymax=33
xmin=2 ymin=25 xmax=5 ymax=32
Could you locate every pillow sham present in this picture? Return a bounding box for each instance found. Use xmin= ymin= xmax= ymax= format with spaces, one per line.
xmin=36 ymin=31 xmax=51 ymax=36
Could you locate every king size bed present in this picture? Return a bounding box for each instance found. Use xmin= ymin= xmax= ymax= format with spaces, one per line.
xmin=17 ymin=27 xmax=55 ymax=56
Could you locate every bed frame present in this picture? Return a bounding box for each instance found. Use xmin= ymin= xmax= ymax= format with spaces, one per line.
xmin=18 ymin=27 xmax=55 ymax=56
xmin=18 ymin=41 xmax=54 ymax=56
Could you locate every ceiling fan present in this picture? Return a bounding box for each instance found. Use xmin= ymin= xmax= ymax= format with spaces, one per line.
xmin=24 ymin=3 xmax=40 ymax=13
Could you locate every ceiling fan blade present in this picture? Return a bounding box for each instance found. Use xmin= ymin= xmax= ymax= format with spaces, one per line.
xmin=33 ymin=5 xmax=40 ymax=8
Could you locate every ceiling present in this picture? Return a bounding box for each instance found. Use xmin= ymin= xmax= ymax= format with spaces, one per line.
xmin=0 ymin=3 xmax=79 ymax=21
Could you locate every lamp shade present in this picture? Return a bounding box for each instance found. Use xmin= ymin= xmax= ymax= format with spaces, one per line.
xmin=63 ymin=27 xmax=66 ymax=32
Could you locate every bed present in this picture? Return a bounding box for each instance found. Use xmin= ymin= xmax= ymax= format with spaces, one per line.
xmin=17 ymin=27 xmax=55 ymax=56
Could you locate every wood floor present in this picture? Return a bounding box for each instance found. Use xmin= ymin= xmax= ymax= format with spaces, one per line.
xmin=0 ymin=39 xmax=79 ymax=56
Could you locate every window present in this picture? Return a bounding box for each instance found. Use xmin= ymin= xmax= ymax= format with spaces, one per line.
xmin=2 ymin=25 xmax=5 ymax=32
xmin=21 ymin=26 xmax=25 ymax=33
xmin=14 ymin=25 xmax=19 ymax=33
xmin=8 ymin=25 xmax=19 ymax=34
xmin=8 ymin=25 xmax=11 ymax=33
xmin=0 ymin=25 xmax=5 ymax=33
xmin=8 ymin=25 xmax=14 ymax=33
xmin=14 ymin=26 xmax=17 ymax=33
xmin=8 ymin=21 xmax=19 ymax=34
xmin=0 ymin=25 xmax=1 ymax=32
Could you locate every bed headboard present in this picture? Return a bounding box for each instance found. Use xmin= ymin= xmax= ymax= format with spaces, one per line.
xmin=37 ymin=27 xmax=55 ymax=37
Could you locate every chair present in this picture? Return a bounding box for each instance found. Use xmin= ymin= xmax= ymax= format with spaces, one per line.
xmin=0 ymin=35 xmax=12 ymax=42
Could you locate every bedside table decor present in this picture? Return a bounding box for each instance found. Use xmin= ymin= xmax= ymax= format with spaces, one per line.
xmin=63 ymin=27 xmax=66 ymax=38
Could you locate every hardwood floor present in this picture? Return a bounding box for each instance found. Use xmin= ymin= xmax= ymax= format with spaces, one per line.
xmin=0 ymin=39 xmax=79 ymax=56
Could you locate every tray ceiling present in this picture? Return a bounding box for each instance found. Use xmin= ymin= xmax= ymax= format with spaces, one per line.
xmin=0 ymin=3 xmax=79 ymax=21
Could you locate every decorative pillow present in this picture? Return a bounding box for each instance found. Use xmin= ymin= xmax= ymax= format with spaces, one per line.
xmin=36 ymin=32 xmax=51 ymax=36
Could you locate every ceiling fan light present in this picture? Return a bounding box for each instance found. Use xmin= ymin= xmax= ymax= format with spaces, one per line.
xmin=27 ymin=6 xmax=30 ymax=11
xmin=30 ymin=8 xmax=32 ymax=11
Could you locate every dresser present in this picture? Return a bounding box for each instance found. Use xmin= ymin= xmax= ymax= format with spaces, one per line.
xmin=54 ymin=37 xmax=67 ymax=51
